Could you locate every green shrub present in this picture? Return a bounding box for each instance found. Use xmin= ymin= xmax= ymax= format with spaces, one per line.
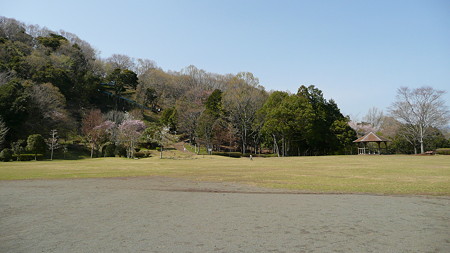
xmin=0 ymin=148 xmax=13 ymax=162
xmin=212 ymin=152 xmax=242 ymax=158
xmin=12 ymin=154 xmax=44 ymax=161
xmin=134 ymin=151 xmax=150 ymax=158
xmin=115 ymin=145 xmax=127 ymax=157
xmin=103 ymin=143 xmax=116 ymax=157
xmin=436 ymin=148 xmax=450 ymax=155
xmin=242 ymin=153 xmax=278 ymax=158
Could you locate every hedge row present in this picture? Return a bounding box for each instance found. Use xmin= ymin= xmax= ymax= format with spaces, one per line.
xmin=134 ymin=151 xmax=151 ymax=158
xmin=212 ymin=152 xmax=242 ymax=158
xmin=242 ymin=153 xmax=279 ymax=158
xmin=13 ymin=154 xmax=44 ymax=161
xmin=212 ymin=152 xmax=278 ymax=158
xmin=0 ymin=150 xmax=44 ymax=162
xmin=436 ymin=148 xmax=450 ymax=155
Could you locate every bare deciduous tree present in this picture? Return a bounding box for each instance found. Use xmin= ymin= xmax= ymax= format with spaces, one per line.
xmin=389 ymin=86 xmax=450 ymax=153
xmin=106 ymin=54 xmax=135 ymax=70
xmin=223 ymin=73 xmax=267 ymax=153
xmin=135 ymin=58 xmax=157 ymax=77
xmin=363 ymin=107 xmax=384 ymax=131
xmin=47 ymin=129 xmax=59 ymax=160
xmin=348 ymin=121 xmax=376 ymax=137
xmin=81 ymin=109 xmax=104 ymax=158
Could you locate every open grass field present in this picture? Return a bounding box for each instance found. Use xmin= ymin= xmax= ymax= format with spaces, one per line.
xmin=0 ymin=154 xmax=449 ymax=196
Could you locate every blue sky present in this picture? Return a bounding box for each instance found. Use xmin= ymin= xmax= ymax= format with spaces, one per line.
xmin=2 ymin=0 xmax=450 ymax=119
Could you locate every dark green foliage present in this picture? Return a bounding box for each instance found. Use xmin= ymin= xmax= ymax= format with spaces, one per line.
xmin=134 ymin=151 xmax=151 ymax=158
xmin=12 ymin=153 xmax=43 ymax=161
xmin=0 ymin=79 xmax=29 ymax=140
xmin=212 ymin=152 xmax=242 ymax=158
xmin=160 ymin=107 xmax=178 ymax=132
xmin=296 ymin=85 xmax=352 ymax=155
xmin=120 ymin=69 xmax=138 ymax=89
xmin=26 ymin=134 xmax=46 ymax=160
xmin=241 ymin=153 xmax=278 ymax=158
xmin=424 ymin=128 xmax=450 ymax=150
xmin=37 ymin=33 xmax=68 ymax=51
xmin=0 ymin=18 xmax=104 ymax=145
xmin=0 ymin=116 xmax=8 ymax=149
xmin=205 ymin=89 xmax=223 ymax=117
xmin=0 ymin=38 xmax=33 ymax=78
xmin=107 ymin=68 xmax=139 ymax=92
xmin=330 ymin=118 xmax=357 ymax=154
xmin=260 ymin=91 xmax=311 ymax=156
xmin=436 ymin=148 xmax=450 ymax=155
xmin=196 ymin=90 xmax=226 ymax=149
xmin=0 ymin=148 xmax=13 ymax=161
xmin=102 ymin=143 xmax=116 ymax=157
xmin=259 ymin=85 xmax=355 ymax=156
xmin=142 ymin=87 xmax=157 ymax=109
xmin=115 ymin=145 xmax=127 ymax=157
xmin=11 ymin=139 xmax=25 ymax=160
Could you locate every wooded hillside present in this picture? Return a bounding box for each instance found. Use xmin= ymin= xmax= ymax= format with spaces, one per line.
xmin=1 ymin=17 xmax=448 ymax=159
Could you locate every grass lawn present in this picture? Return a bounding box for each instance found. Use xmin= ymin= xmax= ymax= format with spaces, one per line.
xmin=1 ymin=154 xmax=449 ymax=196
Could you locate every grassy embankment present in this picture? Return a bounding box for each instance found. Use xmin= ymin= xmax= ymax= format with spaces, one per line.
xmin=0 ymin=153 xmax=449 ymax=196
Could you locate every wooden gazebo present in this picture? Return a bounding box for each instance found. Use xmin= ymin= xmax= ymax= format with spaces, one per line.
xmin=353 ymin=132 xmax=390 ymax=155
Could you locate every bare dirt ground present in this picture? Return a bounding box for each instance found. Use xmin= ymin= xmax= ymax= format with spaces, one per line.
xmin=1 ymin=177 xmax=449 ymax=253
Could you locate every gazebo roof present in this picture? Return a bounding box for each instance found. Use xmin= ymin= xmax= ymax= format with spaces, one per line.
xmin=353 ymin=132 xmax=390 ymax=143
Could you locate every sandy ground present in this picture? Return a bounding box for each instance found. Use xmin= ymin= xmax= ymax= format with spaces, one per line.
xmin=1 ymin=177 xmax=449 ymax=253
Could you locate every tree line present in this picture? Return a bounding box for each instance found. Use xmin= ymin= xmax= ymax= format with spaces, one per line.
xmin=0 ymin=17 xmax=449 ymax=160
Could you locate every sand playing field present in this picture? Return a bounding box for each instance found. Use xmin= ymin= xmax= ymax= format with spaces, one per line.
xmin=1 ymin=177 xmax=449 ymax=252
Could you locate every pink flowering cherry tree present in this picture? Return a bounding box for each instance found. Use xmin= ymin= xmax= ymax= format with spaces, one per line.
xmin=118 ymin=119 xmax=146 ymax=158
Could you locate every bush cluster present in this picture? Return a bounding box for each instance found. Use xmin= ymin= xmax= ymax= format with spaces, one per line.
xmin=241 ymin=153 xmax=279 ymax=158
xmin=436 ymin=148 xmax=450 ymax=155
xmin=134 ymin=151 xmax=151 ymax=158
xmin=0 ymin=149 xmax=13 ymax=162
xmin=13 ymin=154 xmax=44 ymax=161
xmin=211 ymin=152 xmax=279 ymax=158
xmin=115 ymin=146 xmax=127 ymax=157
xmin=102 ymin=143 xmax=116 ymax=157
xmin=212 ymin=152 xmax=242 ymax=158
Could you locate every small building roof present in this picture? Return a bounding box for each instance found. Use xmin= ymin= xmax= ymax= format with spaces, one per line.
xmin=353 ymin=132 xmax=390 ymax=143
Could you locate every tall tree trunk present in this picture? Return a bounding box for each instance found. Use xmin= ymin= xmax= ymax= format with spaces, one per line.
xmin=273 ymin=134 xmax=280 ymax=157
xmin=420 ymin=126 xmax=424 ymax=154
xmin=242 ymin=126 xmax=247 ymax=154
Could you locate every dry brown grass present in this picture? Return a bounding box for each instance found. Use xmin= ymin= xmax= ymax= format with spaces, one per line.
xmin=1 ymin=153 xmax=449 ymax=195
